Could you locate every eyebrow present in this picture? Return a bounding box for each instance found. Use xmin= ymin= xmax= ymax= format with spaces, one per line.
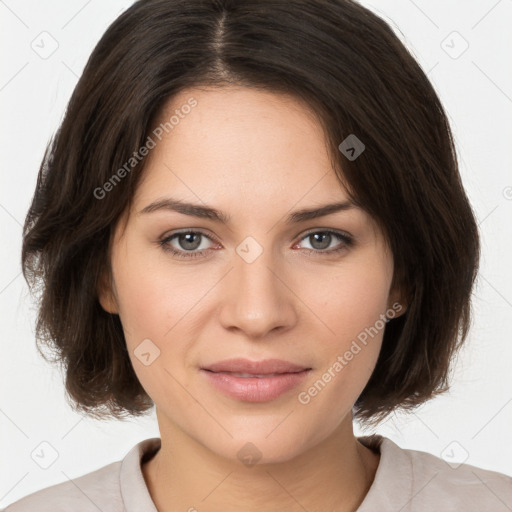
xmin=137 ymin=197 xmax=357 ymax=224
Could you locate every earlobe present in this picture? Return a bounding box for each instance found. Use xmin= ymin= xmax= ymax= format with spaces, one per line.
xmin=97 ymin=269 xmax=119 ymax=314
xmin=387 ymin=285 xmax=408 ymax=319
xmin=387 ymin=301 xmax=407 ymax=319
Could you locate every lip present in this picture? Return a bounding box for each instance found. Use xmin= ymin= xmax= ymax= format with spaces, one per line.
xmin=200 ymin=358 xmax=312 ymax=402
xmin=202 ymin=358 xmax=310 ymax=374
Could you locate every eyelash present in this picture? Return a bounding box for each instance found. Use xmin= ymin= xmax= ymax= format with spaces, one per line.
xmin=158 ymin=229 xmax=354 ymax=260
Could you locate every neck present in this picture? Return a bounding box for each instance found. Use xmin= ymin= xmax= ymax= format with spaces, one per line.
xmin=142 ymin=413 xmax=380 ymax=512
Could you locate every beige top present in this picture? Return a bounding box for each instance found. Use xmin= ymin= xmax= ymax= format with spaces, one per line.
xmin=3 ymin=435 xmax=512 ymax=511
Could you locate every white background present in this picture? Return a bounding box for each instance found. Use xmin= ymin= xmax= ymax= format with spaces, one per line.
xmin=1 ymin=0 xmax=511 ymax=507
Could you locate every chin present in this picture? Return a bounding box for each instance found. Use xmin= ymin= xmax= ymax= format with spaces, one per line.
xmin=196 ymin=417 xmax=331 ymax=467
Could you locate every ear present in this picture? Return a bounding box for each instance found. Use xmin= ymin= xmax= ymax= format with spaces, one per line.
xmin=97 ymin=266 xmax=119 ymax=314
xmin=386 ymin=281 xmax=408 ymax=319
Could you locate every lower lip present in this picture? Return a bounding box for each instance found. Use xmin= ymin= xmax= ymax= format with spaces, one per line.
xmin=201 ymin=369 xmax=311 ymax=402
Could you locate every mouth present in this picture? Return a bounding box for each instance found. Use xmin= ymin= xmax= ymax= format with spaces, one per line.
xmin=200 ymin=358 xmax=312 ymax=402
xmin=207 ymin=371 xmax=304 ymax=378
xmin=201 ymin=357 xmax=311 ymax=375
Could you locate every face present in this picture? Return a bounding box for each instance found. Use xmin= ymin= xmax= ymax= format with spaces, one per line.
xmin=99 ymin=86 xmax=402 ymax=464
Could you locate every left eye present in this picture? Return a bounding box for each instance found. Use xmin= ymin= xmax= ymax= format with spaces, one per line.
xmin=296 ymin=231 xmax=351 ymax=252
xmin=159 ymin=230 xmax=353 ymax=259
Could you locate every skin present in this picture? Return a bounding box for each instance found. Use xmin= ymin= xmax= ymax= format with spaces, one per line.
xmin=98 ymin=86 xmax=405 ymax=511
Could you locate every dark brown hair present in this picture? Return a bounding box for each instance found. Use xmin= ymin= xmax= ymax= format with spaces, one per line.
xmin=21 ymin=0 xmax=479 ymax=424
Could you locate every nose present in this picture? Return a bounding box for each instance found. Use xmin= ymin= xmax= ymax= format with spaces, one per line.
xmin=218 ymin=246 xmax=299 ymax=339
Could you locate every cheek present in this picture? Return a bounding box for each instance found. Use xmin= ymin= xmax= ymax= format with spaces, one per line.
xmin=111 ymin=244 xmax=206 ymax=346
xmin=112 ymin=263 xmax=165 ymax=343
xmin=300 ymin=258 xmax=391 ymax=404
xmin=110 ymin=248 xmax=206 ymax=401
xmin=314 ymin=259 xmax=392 ymax=348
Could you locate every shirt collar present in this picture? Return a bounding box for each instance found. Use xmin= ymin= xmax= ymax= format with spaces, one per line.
xmin=120 ymin=437 xmax=161 ymax=512
xmin=118 ymin=435 xmax=408 ymax=511
xmin=356 ymin=434 xmax=413 ymax=511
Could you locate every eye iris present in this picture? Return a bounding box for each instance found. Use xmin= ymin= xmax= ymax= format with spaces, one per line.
xmin=310 ymin=232 xmax=331 ymax=250
xmin=179 ymin=233 xmax=202 ymax=250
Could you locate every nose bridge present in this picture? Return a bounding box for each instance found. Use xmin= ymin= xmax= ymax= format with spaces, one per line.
xmin=218 ymin=239 xmax=297 ymax=337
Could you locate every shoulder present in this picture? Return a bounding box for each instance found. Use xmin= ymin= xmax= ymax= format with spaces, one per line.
xmin=404 ymin=442 xmax=512 ymax=511
xmin=2 ymin=460 xmax=123 ymax=512
xmin=2 ymin=437 xmax=161 ymax=512
xmin=358 ymin=435 xmax=512 ymax=512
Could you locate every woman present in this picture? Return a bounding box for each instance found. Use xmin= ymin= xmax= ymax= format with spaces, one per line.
xmin=7 ymin=0 xmax=512 ymax=510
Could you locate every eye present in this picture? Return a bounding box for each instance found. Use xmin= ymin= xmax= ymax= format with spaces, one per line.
xmin=295 ymin=230 xmax=353 ymax=255
xmin=159 ymin=230 xmax=217 ymax=259
xmin=158 ymin=229 xmax=354 ymax=259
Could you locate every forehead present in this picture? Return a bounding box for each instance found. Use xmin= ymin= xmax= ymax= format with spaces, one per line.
xmin=133 ymin=86 xmax=346 ymax=209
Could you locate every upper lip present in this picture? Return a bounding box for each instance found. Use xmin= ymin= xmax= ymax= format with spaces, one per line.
xmin=201 ymin=358 xmax=311 ymax=375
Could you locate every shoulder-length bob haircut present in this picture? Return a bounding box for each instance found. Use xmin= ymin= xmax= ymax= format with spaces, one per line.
xmin=22 ymin=0 xmax=479 ymax=424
